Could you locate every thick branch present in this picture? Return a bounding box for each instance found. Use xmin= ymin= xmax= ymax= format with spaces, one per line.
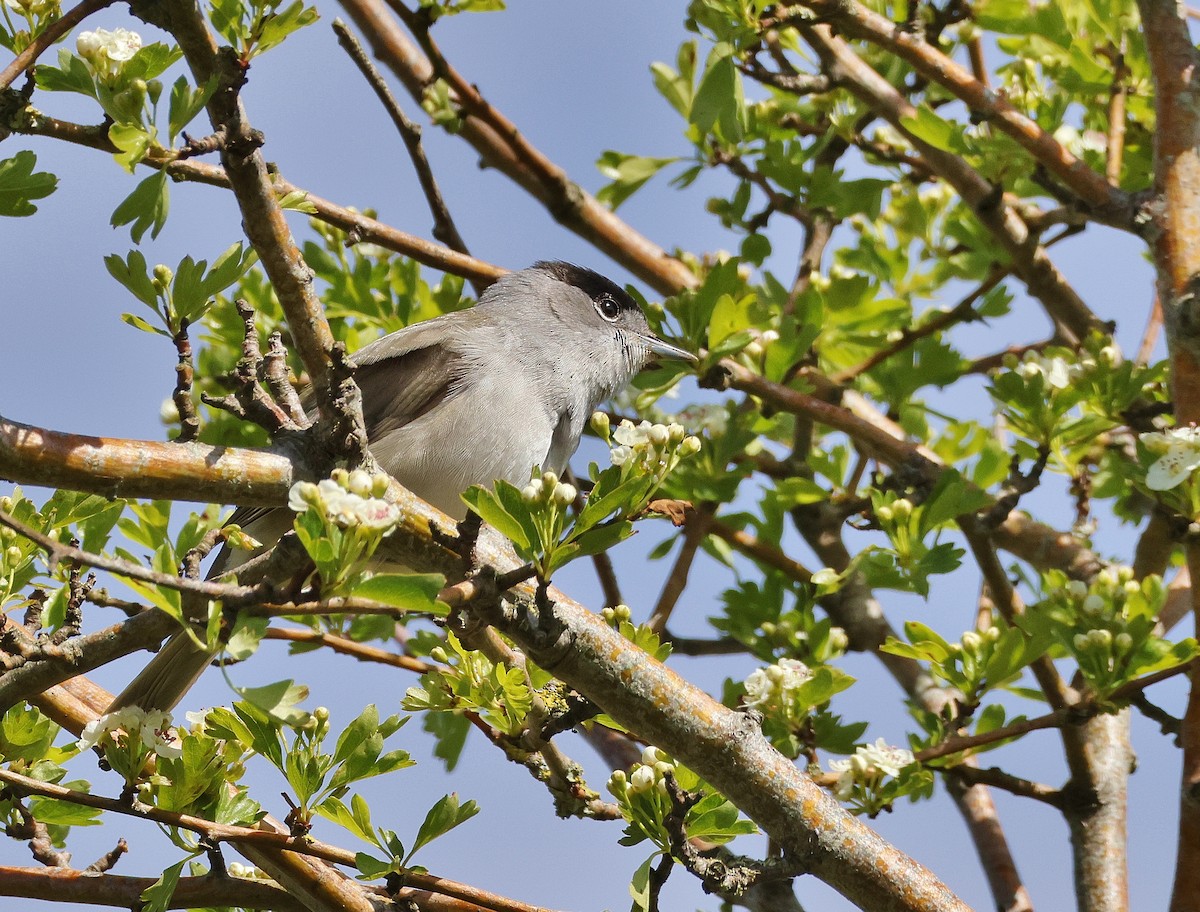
xmin=0 ymin=865 xmax=308 ymax=912
xmin=0 ymin=413 xmax=297 ymax=505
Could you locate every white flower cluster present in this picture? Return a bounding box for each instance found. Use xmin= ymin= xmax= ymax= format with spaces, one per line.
xmin=1061 ymin=567 xmax=1139 ymax=657
xmin=4 ymin=0 xmax=59 ymax=17
xmin=742 ymin=658 xmax=812 ymax=710
xmin=608 ymin=746 xmax=675 ymax=800
xmin=77 ymin=706 xmax=182 ymax=761
xmin=828 ymin=738 xmax=914 ymax=799
xmin=288 ymin=469 xmax=401 ymax=532
xmin=521 ymin=470 xmax=577 ymax=508
xmin=1140 ymin=425 xmax=1200 ymax=491
xmin=1010 ymin=346 xmax=1115 ymax=390
xmin=76 ymin=27 xmax=142 ymax=83
xmin=1013 ymin=352 xmax=1075 ymax=390
xmin=1052 ymin=124 xmax=1108 ymax=158
xmin=606 ymin=418 xmax=701 ymax=470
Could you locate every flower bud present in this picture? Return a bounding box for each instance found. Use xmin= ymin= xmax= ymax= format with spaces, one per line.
xmin=811 ymin=567 xmax=840 ymax=587
xmin=521 ymin=483 xmax=541 ymax=504
xmin=430 ymin=647 xmax=450 ymax=664
xmin=679 ymin=436 xmax=702 ymax=456
xmin=667 ymin=423 xmax=686 ymax=444
xmin=552 ymin=483 xmax=577 ymax=507
xmin=649 ymin=424 xmax=670 ymax=447
xmin=1089 ymin=629 xmax=1113 ymax=649
xmin=1081 ymin=594 xmax=1105 ymax=616
xmin=590 ymin=411 xmax=610 ymax=438
xmin=961 ymin=631 xmax=982 ymax=652
xmin=1114 ymin=632 xmax=1133 ymax=652
xmin=1067 ymin=580 xmax=1088 ymax=599
xmin=347 ymin=469 xmax=373 ymax=497
xmin=314 ymin=706 xmax=330 ymax=722
xmin=629 ymin=765 xmax=655 ymax=793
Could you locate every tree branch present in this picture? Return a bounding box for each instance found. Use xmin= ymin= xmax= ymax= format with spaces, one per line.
xmin=796 ymin=0 xmax=1133 ymax=223
xmin=798 ymin=22 xmax=1103 ymax=343
xmin=0 ymin=0 xmax=114 ymax=91
xmin=337 ymin=0 xmax=698 ymax=295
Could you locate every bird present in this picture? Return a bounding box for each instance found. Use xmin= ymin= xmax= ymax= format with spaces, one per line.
xmin=108 ymin=261 xmax=694 ymax=713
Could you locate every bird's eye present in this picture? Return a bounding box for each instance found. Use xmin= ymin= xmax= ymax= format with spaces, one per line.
xmin=594 ymin=295 xmax=622 ymax=322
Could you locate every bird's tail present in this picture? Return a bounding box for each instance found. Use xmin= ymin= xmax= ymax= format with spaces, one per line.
xmin=106 ymin=631 xmax=215 ymax=712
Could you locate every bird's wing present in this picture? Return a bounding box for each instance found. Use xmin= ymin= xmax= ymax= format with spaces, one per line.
xmin=221 ymin=323 xmax=467 ymax=549
xmin=354 ymin=336 xmax=466 ymax=440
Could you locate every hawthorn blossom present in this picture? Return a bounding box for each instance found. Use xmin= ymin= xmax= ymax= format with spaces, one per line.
xmin=78 ymin=706 xmax=182 ymax=760
xmin=76 ymin=27 xmax=142 ymax=83
xmin=828 ymin=738 xmax=914 ymax=799
xmin=742 ymin=658 xmax=812 ymax=710
xmin=288 ymin=470 xmax=400 ymax=532
xmin=1140 ymin=426 xmax=1200 ymax=491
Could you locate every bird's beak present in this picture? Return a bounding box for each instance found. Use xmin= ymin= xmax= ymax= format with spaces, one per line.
xmin=645 ymin=333 xmax=696 ymax=362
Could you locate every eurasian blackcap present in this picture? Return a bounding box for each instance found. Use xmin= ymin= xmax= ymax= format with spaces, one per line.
xmin=109 ymin=261 xmax=694 ymax=712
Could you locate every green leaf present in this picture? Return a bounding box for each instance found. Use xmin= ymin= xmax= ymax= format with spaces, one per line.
xmin=168 ymin=75 xmax=216 ymax=143
xmin=234 ymin=680 xmax=310 ymax=727
xmin=629 ymin=853 xmax=658 ymax=912
xmin=35 ymin=52 xmax=98 ymax=97
xmin=0 ymin=151 xmax=57 ymax=217
xmin=689 ymin=44 xmax=744 ymax=140
xmin=353 ymin=573 xmax=447 ymax=615
xmin=108 ymin=123 xmax=153 ymax=172
xmin=354 ymin=851 xmax=394 ymax=879
xmin=318 ymin=793 xmax=377 ymax=845
xmin=120 ymin=312 xmax=169 ymax=336
xmin=423 ymin=711 xmax=470 ymax=771
xmin=596 ymin=151 xmax=678 ymax=211
xmin=140 ymin=858 xmax=189 ymax=912
xmin=900 ymin=106 xmax=959 ymax=152
xmin=407 ymin=793 xmax=479 ymax=862
xmin=255 ymin=2 xmax=320 ymax=57
xmin=459 ymin=485 xmax=532 ymax=550
xmin=111 ymin=170 xmax=170 ymax=243
xmin=27 ymin=797 xmax=102 ymax=827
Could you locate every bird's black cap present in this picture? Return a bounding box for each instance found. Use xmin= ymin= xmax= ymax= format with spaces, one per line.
xmin=532 ymin=260 xmax=640 ymax=314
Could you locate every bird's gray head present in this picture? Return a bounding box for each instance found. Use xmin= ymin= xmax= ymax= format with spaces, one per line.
xmin=478 ymin=261 xmax=693 ymax=377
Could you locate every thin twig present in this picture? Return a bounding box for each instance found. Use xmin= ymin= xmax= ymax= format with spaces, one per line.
xmin=648 ymin=505 xmax=710 ymax=633
xmin=332 ymin=19 xmax=480 ymax=292
xmin=0 ymin=0 xmax=114 ymax=90
xmin=832 ymin=268 xmax=1006 ymax=383
xmin=172 ymin=320 xmax=201 ymax=442
xmin=265 ymin=626 xmax=433 ymax=673
xmin=0 ymin=768 xmax=552 ymax=912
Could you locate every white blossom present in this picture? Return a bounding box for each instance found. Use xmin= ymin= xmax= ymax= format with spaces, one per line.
xmin=1141 ymin=426 xmax=1200 ymax=491
xmin=76 ymin=27 xmax=142 ymax=82
xmin=5 ymin=0 xmax=59 ymax=16
xmin=743 ymin=658 xmax=812 ymax=709
xmin=78 ymin=707 xmax=182 ymax=760
xmin=287 ymin=477 xmax=402 ymax=532
xmin=1014 ymin=352 xmax=1074 ymax=389
xmin=828 ymin=738 xmax=914 ymax=797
